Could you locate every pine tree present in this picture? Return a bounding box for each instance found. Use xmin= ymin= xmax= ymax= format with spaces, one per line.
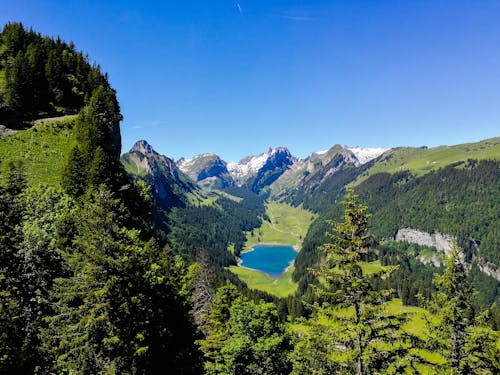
xmin=426 ymin=246 xmax=500 ymax=373
xmin=0 ymin=163 xmax=29 ymax=373
xmin=300 ymin=189 xmax=414 ymax=374
xmin=198 ymin=282 xmax=241 ymax=362
xmin=42 ymin=186 xmax=202 ymax=373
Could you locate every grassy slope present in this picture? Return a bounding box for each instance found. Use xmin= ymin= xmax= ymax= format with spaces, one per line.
xmin=245 ymin=201 xmax=316 ymax=249
xmin=229 ymin=265 xmax=298 ymax=298
xmin=230 ymin=202 xmax=316 ymax=298
xmin=354 ymin=137 xmax=500 ymax=185
xmin=0 ymin=118 xmax=76 ymax=186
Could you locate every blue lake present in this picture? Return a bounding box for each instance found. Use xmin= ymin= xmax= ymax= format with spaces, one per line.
xmin=240 ymin=244 xmax=298 ymax=278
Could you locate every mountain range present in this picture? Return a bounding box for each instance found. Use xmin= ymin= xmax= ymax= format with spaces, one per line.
xmin=122 ymin=141 xmax=390 ymax=195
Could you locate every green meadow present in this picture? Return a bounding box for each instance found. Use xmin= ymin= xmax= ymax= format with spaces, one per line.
xmin=0 ymin=118 xmax=77 ymax=186
xmin=354 ymin=137 xmax=500 ymax=185
xmin=245 ymin=201 xmax=316 ymax=249
xmin=229 ymin=265 xmax=298 ymax=298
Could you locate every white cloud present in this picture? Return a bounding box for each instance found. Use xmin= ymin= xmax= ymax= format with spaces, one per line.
xmin=278 ymin=15 xmax=314 ymax=21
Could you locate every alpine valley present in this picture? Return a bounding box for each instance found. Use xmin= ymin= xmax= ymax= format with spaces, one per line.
xmin=1 ymin=22 xmax=499 ymax=374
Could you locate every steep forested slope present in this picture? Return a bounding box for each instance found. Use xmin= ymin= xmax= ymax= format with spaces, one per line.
xmin=0 ymin=23 xmax=202 ymax=374
xmin=0 ymin=22 xmax=111 ymax=120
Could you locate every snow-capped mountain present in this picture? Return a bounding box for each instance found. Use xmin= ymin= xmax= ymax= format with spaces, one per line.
xmin=227 ymin=147 xmax=282 ymax=181
xmin=227 ymin=147 xmax=296 ymax=191
xmin=177 ymin=153 xmax=234 ymax=189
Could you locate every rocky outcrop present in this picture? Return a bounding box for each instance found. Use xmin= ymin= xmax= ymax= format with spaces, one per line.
xmin=395 ymin=228 xmax=454 ymax=255
xmin=394 ymin=228 xmax=500 ymax=281
xmin=478 ymin=261 xmax=500 ymax=281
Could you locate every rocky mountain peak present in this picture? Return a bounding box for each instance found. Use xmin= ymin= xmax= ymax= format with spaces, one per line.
xmin=130 ymin=140 xmax=157 ymax=155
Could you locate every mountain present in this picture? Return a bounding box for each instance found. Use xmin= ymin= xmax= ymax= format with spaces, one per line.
xmin=227 ymin=147 xmax=296 ymax=192
xmin=121 ymin=140 xmax=196 ymax=209
xmin=271 ymin=145 xmax=389 ymax=202
xmin=177 ymin=153 xmax=234 ymax=189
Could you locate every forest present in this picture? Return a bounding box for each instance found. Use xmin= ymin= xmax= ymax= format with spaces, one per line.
xmin=1 ymin=23 xmax=499 ymax=374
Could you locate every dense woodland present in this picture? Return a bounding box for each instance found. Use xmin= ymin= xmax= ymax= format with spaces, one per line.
xmin=1 ymin=23 xmax=499 ymax=374
xmin=0 ymin=22 xmax=110 ymax=119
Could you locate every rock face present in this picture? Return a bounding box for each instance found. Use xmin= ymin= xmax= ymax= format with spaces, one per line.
xmin=177 ymin=153 xmax=234 ymax=189
xmin=270 ymin=145 xmax=362 ymax=199
xmin=227 ymin=147 xmax=296 ymax=192
xmin=395 ymin=228 xmax=454 ymax=254
xmin=394 ymin=228 xmax=500 ymax=281
xmin=478 ymin=262 xmax=500 ymax=281
xmin=121 ymin=140 xmax=195 ymax=208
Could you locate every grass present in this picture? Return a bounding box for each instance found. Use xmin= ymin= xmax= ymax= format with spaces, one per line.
xmin=228 ymin=265 xmax=298 ymax=298
xmin=229 ymin=202 xmax=315 ymax=298
xmin=121 ymin=153 xmax=148 ymax=177
xmin=0 ymin=118 xmax=77 ymax=187
xmin=354 ymin=137 xmax=500 ymax=185
xmin=245 ymin=201 xmax=316 ymax=250
xmin=359 ymin=260 xmax=384 ymax=275
xmin=0 ymin=69 xmax=6 ymax=95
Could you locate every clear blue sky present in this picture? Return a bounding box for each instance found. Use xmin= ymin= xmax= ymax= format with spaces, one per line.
xmin=2 ymin=1 xmax=499 ymax=161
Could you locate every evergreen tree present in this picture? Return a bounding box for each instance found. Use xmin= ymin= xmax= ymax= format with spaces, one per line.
xmin=201 ymin=295 xmax=293 ymax=375
xmin=62 ymin=85 xmax=125 ymax=198
xmin=41 ymin=186 xmax=202 ymax=374
xmin=0 ymin=164 xmax=27 ymax=372
xmin=198 ymin=282 xmax=241 ymax=363
xmin=300 ymin=190 xmax=415 ymax=374
xmin=426 ymin=246 xmax=500 ymax=373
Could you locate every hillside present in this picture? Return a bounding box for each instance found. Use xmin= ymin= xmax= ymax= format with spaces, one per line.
xmin=354 ymin=137 xmax=500 ymax=185
xmin=0 ymin=116 xmax=76 ymax=186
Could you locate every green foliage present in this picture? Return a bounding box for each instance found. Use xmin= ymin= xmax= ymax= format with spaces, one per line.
xmin=304 ymin=190 xmax=417 ymax=374
xmin=200 ymin=287 xmax=294 ymax=375
xmin=0 ymin=163 xmax=28 ymax=372
xmin=198 ymin=283 xmax=241 ymax=361
xmin=295 ymin=159 xmax=500 ymax=315
xmin=62 ymin=84 xmax=125 ymax=198
xmin=0 ymin=22 xmax=111 ymax=119
xmin=0 ymin=117 xmax=77 ymax=187
xmin=41 ymin=186 xmax=202 ymax=374
xmin=424 ymin=247 xmax=500 ymax=373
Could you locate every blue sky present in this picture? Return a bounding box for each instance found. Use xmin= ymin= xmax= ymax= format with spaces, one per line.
xmin=2 ymin=1 xmax=499 ymax=161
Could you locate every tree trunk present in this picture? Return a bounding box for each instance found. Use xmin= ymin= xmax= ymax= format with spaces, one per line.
xmin=355 ymin=300 xmax=363 ymax=375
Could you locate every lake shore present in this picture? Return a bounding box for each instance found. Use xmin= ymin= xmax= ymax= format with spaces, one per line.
xmin=241 ymin=242 xmax=300 ymax=255
xmin=237 ymin=243 xmax=299 ymax=278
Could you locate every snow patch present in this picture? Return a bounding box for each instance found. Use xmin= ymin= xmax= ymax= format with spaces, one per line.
xmin=347 ymin=147 xmax=389 ymax=165
xmin=228 ymin=148 xmax=275 ymax=179
xmin=315 ymin=149 xmax=329 ymax=155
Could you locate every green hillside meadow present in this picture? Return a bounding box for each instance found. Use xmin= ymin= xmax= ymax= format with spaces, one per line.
xmin=0 ymin=117 xmax=77 ymax=186
xmin=354 ymin=137 xmax=500 ymax=185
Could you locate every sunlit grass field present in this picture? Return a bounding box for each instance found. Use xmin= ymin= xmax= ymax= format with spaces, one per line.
xmin=354 ymin=137 xmax=500 ymax=185
xmin=0 ymin=118 xmax=77 ymax=186
xmin=229 ymin=265 xmax=298 ymax=298
xmin=245 ymin=201 xmax=316 ymax=249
